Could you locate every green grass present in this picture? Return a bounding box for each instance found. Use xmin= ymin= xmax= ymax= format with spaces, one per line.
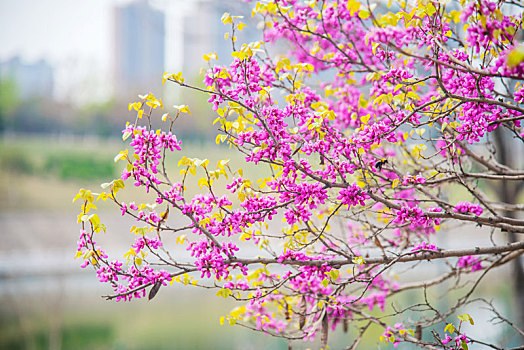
xmin=0 ymin=134 xmax=270 ymax=212
xmin=0 ymin=324 xmax=115 ymax=350
xmin=43 ymin=154 xmax=115 ymax=181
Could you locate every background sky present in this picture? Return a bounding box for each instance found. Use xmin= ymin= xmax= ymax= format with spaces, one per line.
xmin=0 ymin=0 xmax=164 ymax=103
xmin=0 ymin=0 xmax=113 ymax=65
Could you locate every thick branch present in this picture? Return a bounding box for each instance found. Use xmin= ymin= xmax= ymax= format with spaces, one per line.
xmin=229 ymin=241 xmax=524 ymax=267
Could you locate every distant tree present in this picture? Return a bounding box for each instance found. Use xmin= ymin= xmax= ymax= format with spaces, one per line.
xmin=0 ymin=78 xmax=20 ymax=132
xmin=75 ymin=1 xmax=524 ymax=348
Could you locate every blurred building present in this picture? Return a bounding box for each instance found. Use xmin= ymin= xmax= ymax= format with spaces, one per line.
xmin=113 ymin=0 xmax=165 ymax=99
xmin=0 ymin=56 xmax=54 ymax=100
xmin=182 ymin=0 xmax=260 ymax=76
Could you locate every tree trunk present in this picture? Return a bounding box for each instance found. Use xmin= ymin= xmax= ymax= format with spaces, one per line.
xmin=493 ymin=128 xmax=524 ymax=340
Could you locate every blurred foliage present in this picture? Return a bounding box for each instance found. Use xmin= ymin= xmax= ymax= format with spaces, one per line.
xmin=0 ymin=78 xmax=20 ymax=132
xmin=0 ymin=83 xmax=219 ymax=141
xmin=44 ymin=154 xmax=115 ymax=180
xmin=0 ymin=287 xmax=291 ymax=350
xmin=0 ymin=71 xmax=223 ymax=143
xmin=0 ymin=149 xmax=34 ymax=174
xmin=0 ymin=141 xmax=116 ymax=181
xmin=0 ymin=323 xmax=114 ymax=350
xmin=0 ymin=135 xmax=268 ymax=211
xmin=77 ymin=98 xmax=121 ymax=138
xmin=7 ymin=99 xmax=63 ymax=134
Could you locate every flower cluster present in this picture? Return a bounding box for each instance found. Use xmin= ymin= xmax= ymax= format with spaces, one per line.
xmin=454 ymin=202 xmax=483 ymax=216
xmin=114 ymin=266 xmax=172 ymax=302
xmin=411 ymin=241 xmax=439 ymax=254
xmin=121 ymin=125 xmax=181 ymax=190
xmin=393 ymin=205 xmax=439 ymax=229
xmin=188 ymin=240 xmax=246 ymax=280
xmin=337 ymin=183 xmax=369 ymax=208
xmin=457 ymin=255 xmax=483 ymax=272
xmin=462 ymin=0 xmax=517 ymax=54
xmin=132 ymin=236 xmax=162 ymax=254
xmin=401 ymin=173 xmax=426 ymax=186
xmin=442 ymin=333 xmax=469 ymax=350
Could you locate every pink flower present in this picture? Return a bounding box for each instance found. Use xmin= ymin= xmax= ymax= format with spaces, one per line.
xmin=337 ymin=183 xmax=369 ymax=207
xmin=411 ymin=241 xmax=439 ymax=254
xmin=457 ymin=255 xmax=482 ymax=272
xmin=454 ymin=202 xmax=483 ymax=216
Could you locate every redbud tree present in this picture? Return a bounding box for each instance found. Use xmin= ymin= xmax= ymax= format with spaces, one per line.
xmin=75 ymin=0 xmax=524 ymax=348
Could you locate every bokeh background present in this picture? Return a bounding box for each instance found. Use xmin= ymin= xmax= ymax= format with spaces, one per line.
xmin=0 ymin=1 xmax=281 ymax=349
xmin=0 ymin=1 xmax=521 ymax=349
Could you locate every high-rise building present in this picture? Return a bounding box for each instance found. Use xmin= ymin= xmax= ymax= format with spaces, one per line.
xmin=114 ymin=0 xmax=165 ymax=98
xmin=177 ymin=0 xmax=257 ymax=78
xmin=0 ymin=56 xmax=54 ymax=100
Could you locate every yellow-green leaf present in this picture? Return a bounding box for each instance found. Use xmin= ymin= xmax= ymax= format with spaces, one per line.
xmin=358 ymin=10 xmax=370 ymax=19
xmin=237 ymin=22 xmax=246 ymax=31
xmin=346 ymin=0 xmax=360 ymax=15
xmin=114 ymin=150 xmax=128 ymax=163
xmin=507 ymin=45 xmax=524 ymax=68
xmin=444 ymin=323 xmax=456 ymax=334
xmin=221 ymin=12 xmax=232 ymax=24
xmin=329 ymin=269 xmax=340 ymax=281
